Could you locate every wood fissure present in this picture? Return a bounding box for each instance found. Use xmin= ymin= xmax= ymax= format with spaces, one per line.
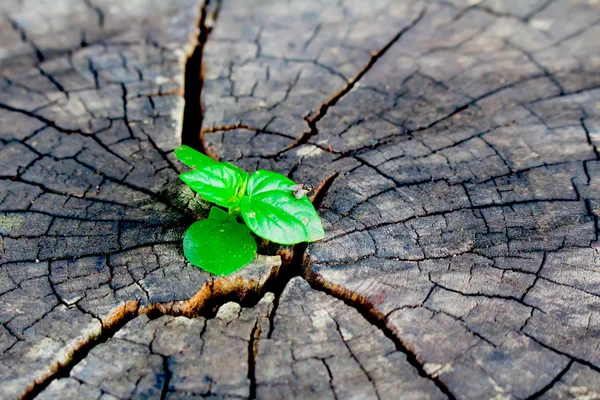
xmin=270 ymin=6 xmax=428 ymax=158
xmin=20 ymin=267 xmax=281 ymax=400
xmin=181 ymin=2 xmax=210 ymax=152
xmin=3 ymin=0 xmax=600 ymax=398
xmin=304 ymin=270 xmax=457 ymax=400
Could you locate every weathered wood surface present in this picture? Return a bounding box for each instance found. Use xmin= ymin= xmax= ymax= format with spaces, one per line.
xmin=37 ymin=278 xmax=443 ymax=399
xmin=1 ymin=0 xmax=600 ymax=399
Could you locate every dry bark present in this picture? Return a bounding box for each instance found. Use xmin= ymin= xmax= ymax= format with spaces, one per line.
xmin=1 ymin=0 xmax=600 ymax=399
xmin=36 ymin=278 xmax=443 ymax=399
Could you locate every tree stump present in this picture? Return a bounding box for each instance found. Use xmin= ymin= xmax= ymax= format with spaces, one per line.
xmin=1 ymin=0 xmax=600 ymax=399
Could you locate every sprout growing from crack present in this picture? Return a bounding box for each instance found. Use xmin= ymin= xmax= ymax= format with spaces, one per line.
xmin=175 ymin=145 xmax=324 ymax=276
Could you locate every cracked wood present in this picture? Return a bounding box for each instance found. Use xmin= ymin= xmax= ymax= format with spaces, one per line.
xmin=1 ymin=0 xmax=600 ymax=399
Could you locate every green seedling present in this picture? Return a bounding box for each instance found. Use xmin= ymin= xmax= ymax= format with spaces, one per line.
xmin=175 ymin=145 xmax=325 ymax=276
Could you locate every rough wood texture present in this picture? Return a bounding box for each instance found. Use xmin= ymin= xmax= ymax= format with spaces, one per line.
xmin=201 ymin=0 xmax=600 ymax=398
xmin=0 ymin=1 xmax=281 ymax=398
xmin=36 ymin=278 xmax=443 ymax=399
xmin=1 ymin=0 xmax=600 ymax=399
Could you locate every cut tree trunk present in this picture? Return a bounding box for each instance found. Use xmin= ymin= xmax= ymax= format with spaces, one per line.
xmin=1 ymin=0 xmax=600 ymax=399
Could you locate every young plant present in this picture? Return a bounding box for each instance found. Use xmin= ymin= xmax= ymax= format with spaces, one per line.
xmin=175 ymin=145 xmax=324 ymax=276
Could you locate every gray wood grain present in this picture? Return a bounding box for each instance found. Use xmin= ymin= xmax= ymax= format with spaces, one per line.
xmin=37 ymin=278 xmax=443 ymax=399
xmin=201 ymin=0 xmax=600 ymax=398
xmin=1 ymin=0 xmax=600 ymax=398
xmin=0 ymin=1 xmax=278 ymax=398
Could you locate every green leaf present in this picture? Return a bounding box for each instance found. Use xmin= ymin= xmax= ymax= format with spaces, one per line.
xmin=174 ymin=145 xmax=217 ymax=170
xmin=240 ymin=170 xmax=325 ymax=245
xmin=208 ymin=206 xmax=235 ymax=222
xmin=180 ymin=163 xmax=248 ymax=207
xmin=183 ymin=210 xmax=257 ymax=276
xmin=245 ymin=169 xmax=296 ymax=194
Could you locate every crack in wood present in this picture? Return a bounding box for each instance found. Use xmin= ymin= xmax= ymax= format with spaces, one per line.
xmin=267 ymin=5 xmax=428 ymax=159
xmin=4 ymin=0 xmax=600 ymax=397
xmin=181 ymin=1 xmax=212 ymax=153
xmin=247 ymin=318 xmax=261 ymax=400
xmin=524 ymin=359 xmax=573 ymax=400
xmin=304 ymin=270 xmax=456 ymax=400
xmin=19 ymin=267 xmax=280 ymax=400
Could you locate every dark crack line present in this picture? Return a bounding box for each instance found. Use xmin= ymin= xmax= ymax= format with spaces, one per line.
xmin=5 ymin=14 xmax=45 ymax=62
xmin=522 ymin=331 xmax=600 ymax=377
xmin=328 ymin=311 xmax=382 ymax=400
xmin=261 ymin=54 xmax=348 ymax=85
xmin=3 ymin=177 xmax=140 ymax=210
xmin=581 ymin=117 xmax=600 ymax=160
xmin=182 ymin=1 xmax=216 ymax=153
xmin=551 ymin=17 xmax=600 ymax=47
xmin=3 ymin=240 xmax=180 ymax=266
xmin=430 ymin=281 xmax=543 ymax=314
xmin=12 ymin=2 xmax=600 ymax=400
xmin=266 ymin=290 xmax=279 ymax=339
xmin=448 ymin=2 xmax=522 ymax=24
xmin=520 ymin=252 xmax=546 ymax=302
xmin=407 ymin=74 xmax=545 ymax=135
xmin=304 ymin=271 xmax=456 ymax=400
xmin=523 ymin=0 xmax=557 ymax=22
xmin=528 ymin=83 xmax=600 ymax=104
xmin=302 ymin=23 xmax=321 ymax=52
xmin=321 ymin=358 xmax=339 ymax=400
xmin=160 ymin=356 xmax=172 ymax=400
xmin=247 ymin=318 xmax=260 ymax=400
xmin=72 ymin=158 xmax=187 ymax=214
xmin=0 ymin=101 xmax=133 ymax=170
xmin=37 ymin=67 xmax=69 ymax=98
xmin=82 ymin=0 xmax=105 ymax=28
xmin=120 ymin=82 xmax=134 ymax=138
xmin=424 ymin=306 xmax=497 ymax=348
xmin=524 ymin=359 xmax=573 ymax=400
xmin=506 ymin=40 xmax=564 ymax=95
xmin=314 ymin=72 xmax=547 ymax=162
xmin=268 ymin=5 xmax=428 ymax=158
xmin=17 ymin=257 xmax=282 ymax=400
xmin=539 ymin=276 xmax=600 ymax=301
xmin=201 ymin=123 xmax=296 ymax=141
xmin=322 ymin=198 xmax=582 ymax=244
xmin=19 ymin=302 xmax=140 ymax=400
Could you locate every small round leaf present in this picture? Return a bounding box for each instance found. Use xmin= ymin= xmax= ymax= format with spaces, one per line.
xmin=183 ymin=216 xmax=257 ymax=276
xmin=241 ymin=170 xmax=325 ymax=245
